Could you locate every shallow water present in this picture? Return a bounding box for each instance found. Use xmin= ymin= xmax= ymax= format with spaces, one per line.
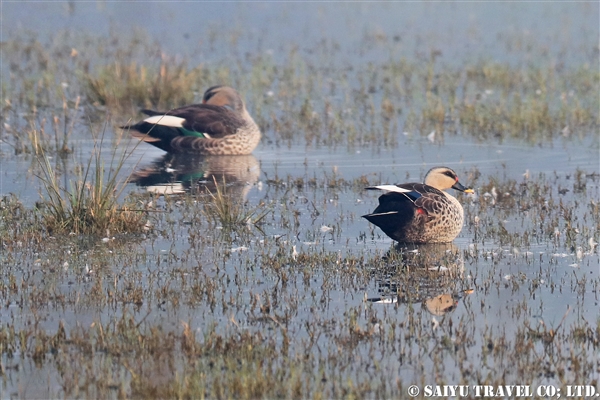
xmin=2 ymin=133 xmax=598 ymax=396
xmin=1 ymin=2 xmax=599 ymax=398
xmin=3 ymin=2 xmax=597 ymax=67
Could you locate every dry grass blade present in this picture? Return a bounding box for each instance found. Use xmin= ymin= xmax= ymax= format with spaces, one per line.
xmin=86 ymin=59 xmax=204 ymax=113
xmin=203 ymin=176 xmax=271 ymax=227
xmin=34 ymin=124 xmax=146 ymax=235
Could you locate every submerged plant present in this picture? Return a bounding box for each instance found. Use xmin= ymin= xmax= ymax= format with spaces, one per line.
xmin=203 ymin=176 xmax=270 ymax=228
xmin=3 ymin=92 xmax=80 ymax=156
xmin=34 ymin=127 xmax=146 ymax=235
xmin=86 ymin=58 xmax=205 ymax=113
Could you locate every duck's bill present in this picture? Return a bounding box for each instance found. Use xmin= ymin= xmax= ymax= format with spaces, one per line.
xmin=451 ymin=181 xmax=474 ymax=193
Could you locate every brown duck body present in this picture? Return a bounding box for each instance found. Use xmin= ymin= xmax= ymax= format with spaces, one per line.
xmin=363 ymin=167 xmax=473 ymax=244
xmin=122 ymin=86 xmax=261 ymax=155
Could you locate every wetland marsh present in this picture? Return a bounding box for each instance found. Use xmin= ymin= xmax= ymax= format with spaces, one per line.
xmin=1 ymin=2 xmax=599 ymax=399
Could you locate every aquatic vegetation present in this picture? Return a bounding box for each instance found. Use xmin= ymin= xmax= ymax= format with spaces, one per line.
xmin=0 ymin=194 xmax=43 ymax=247
xmin=34 ymin=132 xmax=146 ymax=235
xmin=86 ymin=59 xmax=204 ymax=113
xmin=2 ymin=28 xmax=598 ymax=155
xmin=2 ymin=88 xmax=80 ymax=156
xmin=0 ymin=163 xmax=598 ymax=398
xmin=0 ymin=7 xmax=598 ymax=398
xmin=203 ymin=176 xmax=270 ymax=227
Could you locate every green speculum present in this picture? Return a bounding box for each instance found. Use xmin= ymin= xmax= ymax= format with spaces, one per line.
xmin=180 ymin=127 xmax=208 ymax=138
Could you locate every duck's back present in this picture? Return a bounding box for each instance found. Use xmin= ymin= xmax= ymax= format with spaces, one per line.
xmin=364 ymin=183 xmax=465 ymax=243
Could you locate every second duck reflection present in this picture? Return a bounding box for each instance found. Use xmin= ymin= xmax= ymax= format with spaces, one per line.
xmin=129 ymin=153 xmax=260 ymax=199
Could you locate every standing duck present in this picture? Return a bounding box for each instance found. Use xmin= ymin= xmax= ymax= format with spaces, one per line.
xmin=122 ymin=86 xmax=261 ymax=155
xmin=363 ymin=167 xmax=474 ymax=244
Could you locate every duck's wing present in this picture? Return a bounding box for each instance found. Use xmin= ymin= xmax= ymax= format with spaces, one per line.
xmin=140 ymin=104 xmax=246 ymax=139
xmin=367 ymin=183 xmax=446 ymax=215
xmin=122 ymin=104 xmax=247 ymax=152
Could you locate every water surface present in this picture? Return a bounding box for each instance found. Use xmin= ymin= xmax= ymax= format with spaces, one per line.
xmin=0 ymin=2 xmax=598 ymax=398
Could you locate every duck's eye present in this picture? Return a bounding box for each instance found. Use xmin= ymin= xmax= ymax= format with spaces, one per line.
xmin=443 ymin=170 xmax=456 ymax=179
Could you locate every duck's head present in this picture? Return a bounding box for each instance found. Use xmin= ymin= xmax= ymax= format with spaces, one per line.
xmin=424 ymin=167 xmax=474 ymax=193
xmin=202 ymin=85 xmax=246 ymax=114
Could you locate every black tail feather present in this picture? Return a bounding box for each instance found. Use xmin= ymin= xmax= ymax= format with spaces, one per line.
xmin=123 ymin=121 xmax=182 ymax=152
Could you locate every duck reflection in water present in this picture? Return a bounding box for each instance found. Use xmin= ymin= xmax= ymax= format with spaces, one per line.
xmin=129 ymin=153 xmax=260 ymax=199
xmin=367 ymin=243 xmax=473 ymax=316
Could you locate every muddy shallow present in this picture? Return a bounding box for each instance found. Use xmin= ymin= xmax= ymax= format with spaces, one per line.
xmin=1 ymin=134 xmax=597 ymax=397
xmin=1 ymin=2 xmax=598 ymax=398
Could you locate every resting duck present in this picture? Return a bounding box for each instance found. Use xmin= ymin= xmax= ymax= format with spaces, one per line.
xmin=122 ymin=86 xmax=261 ymax=155
xmin=363 ymin=167 xmax=474 ymax=244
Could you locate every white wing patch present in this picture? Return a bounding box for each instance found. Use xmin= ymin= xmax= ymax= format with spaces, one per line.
xmin=366 ymin=185 xmax=411 ymax=194
xmin=144 ymin=115 xmax=185 ymax=127
xmin=368 ymin=211 xmax=399 ymax=216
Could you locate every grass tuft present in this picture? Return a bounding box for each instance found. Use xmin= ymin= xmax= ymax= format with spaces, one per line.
xmin=85 ymin=59 xmax=205 ymax=113
xmin=34 ymin=126 xmax=146 ymax=235
xmin=203 ymin=177 xmax=270 ymax=228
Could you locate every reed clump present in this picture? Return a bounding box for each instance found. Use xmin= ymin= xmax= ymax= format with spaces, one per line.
xmin=86 ymin=60 xmax=205 ymax=113
xmin=202 ymin=177 xmax=270 ymax=228
xmin=35 ymin=132 xmax=146 ymax=235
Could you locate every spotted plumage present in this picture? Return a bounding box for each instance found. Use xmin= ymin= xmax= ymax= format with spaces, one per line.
xmin=362 ymin=167 xmax=474 ymax=244
xmin=122 ymin=86 xmax=260 ymax=155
